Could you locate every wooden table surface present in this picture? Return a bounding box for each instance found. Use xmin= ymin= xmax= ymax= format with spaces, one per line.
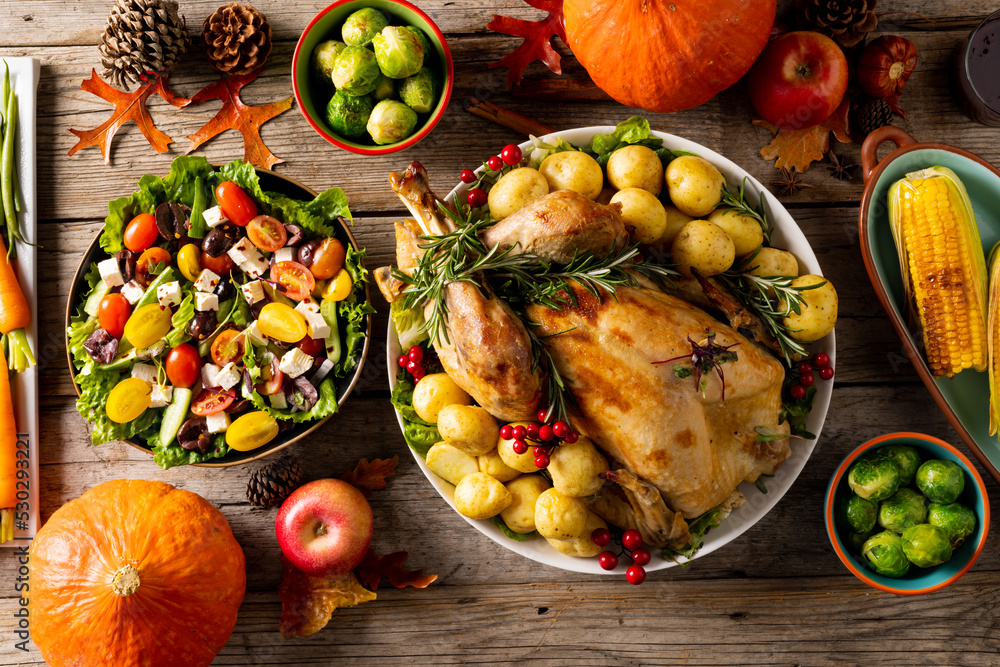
xmin=3 ymin=0 xmax=1000 ymax=664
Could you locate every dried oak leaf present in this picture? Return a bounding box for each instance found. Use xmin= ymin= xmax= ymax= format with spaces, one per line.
xmin=355 ymin=549 xmax=438 ymax=591
xmin=184 ymin=67 xmax=293 ymax=169
xmin=487 ymin=0 xmax=567 ymax=88
xmin=754 ymin=97 xmax=852 ymax=173
xmin=340 ymin=456 xmax=399 ymax=497
xmin=68 ymin=70 xmax=190 ymax=165
xmin=278 ymin=555 xmax=377 ymax=638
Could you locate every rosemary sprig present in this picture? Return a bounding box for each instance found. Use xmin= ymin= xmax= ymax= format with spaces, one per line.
xmin=521 ymin=322 xmax=575 ymax=424
xmin=721 ymin=177 xmax=771 ymax=243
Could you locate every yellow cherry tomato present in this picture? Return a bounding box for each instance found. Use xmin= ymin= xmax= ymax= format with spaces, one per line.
xmin=124 ymin=303 xmax=173 ymax=349
xmin=177 ymin=243 xmax=203 ymax=282
xmin=107 ymin=378 xmax=152 ymax=423
xmin=226 ymin=411 xmax=280 ymax=451
xmin=257 ymin=302 xmax=307 ymax=343
xmin=321 ymin=269 xmax=353 ymax=302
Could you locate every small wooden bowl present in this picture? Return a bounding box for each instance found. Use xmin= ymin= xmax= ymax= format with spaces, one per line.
xmin=64 ymin=168 xmax=371 ymax=467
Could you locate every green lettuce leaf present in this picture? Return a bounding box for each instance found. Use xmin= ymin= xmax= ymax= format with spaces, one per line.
xmin=591 ymin=117 xmax=652 ymax=155
xmin=527 ymin=135 xmax=584 ymax=169
xmin=164 ymin=294 xmax=195 ymax=348
xmin=662 ymin=504 xmax=727 ymax=563
xmin=390 ymin=299 xmax=428 ymax=350
xmin=149 ymin=431 xmax=229 ymax=470
xmin=336 ymin=246 xmax=375 ymax=376
xmin=492 ymin=516 xmax=537 ymax=542
xmin=389 ymin=368 xmax=440 ymax=456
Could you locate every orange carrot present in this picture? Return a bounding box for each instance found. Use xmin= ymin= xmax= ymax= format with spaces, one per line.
xmin=0 ymin=345 xmax=18 ymax=541
xmin=0 ymin=236 xmax=33 ymax=372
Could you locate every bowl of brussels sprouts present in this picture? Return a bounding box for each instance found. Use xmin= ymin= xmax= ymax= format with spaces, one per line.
xmin=292 ymin=0 xmax=454 ymax=155
xmin=825 ymin=432 xmax=990 ymax=594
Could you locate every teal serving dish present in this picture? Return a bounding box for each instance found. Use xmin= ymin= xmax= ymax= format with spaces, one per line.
xmin=825 ymin=432 xmax=989 ymax=595
xmin=859 ymin=126 xmax=1000 ymax=483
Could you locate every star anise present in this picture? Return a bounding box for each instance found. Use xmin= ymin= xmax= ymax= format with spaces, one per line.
xmin=827 ymin=150 xmax=857 ymax=181
xmin=772 ymin=168 xmax=813 ymax=197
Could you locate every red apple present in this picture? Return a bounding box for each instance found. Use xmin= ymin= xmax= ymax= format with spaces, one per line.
xmin=275 ymin=478 xmax=374 ymax=577
xmin=747 ymin=31 xmax=849 ymax=130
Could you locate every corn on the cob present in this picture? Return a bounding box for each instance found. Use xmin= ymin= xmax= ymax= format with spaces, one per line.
xmin=988 ymin=243 xmax=1000 ymax=435
xmin=888 ymin=166 xmax=987 ymax=378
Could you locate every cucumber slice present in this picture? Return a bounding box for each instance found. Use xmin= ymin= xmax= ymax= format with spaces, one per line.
xmin=83 ymin=282 xmax=111 ymax=317
xmin=321 ymin=298 xmax=341 ymax=364
xmin=159 ymin=387 xmax=193 ymax=447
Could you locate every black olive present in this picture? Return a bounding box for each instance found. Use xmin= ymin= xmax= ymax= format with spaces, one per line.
xmin=214 ymin=277 xmax=236 ymax=302
xmin=250 ymin=297 xmax=270 ymax=319
xmin=155 ymin=201 xmax=189 ymax=246
xmin=285 ymin=376 xmax=319 ymax=411
xmin=186 ymin=311 xmax=217 ymax=340
xmin=284 ymin=224 xmax=304 ymax=246
xmin=83 ymin=329 xmax=119 ymax=364
xmin=202 ymin=224 xmax=241 ymax=258
xmin=178 ymin=418 xmax=211 ymax=452
xmin=114 ymin=250 xmax=137 ymax=283
xmin=297 ymin=239 xmax=321 ymax=267
xmin=225 ymin=398 xmax=251 ymax=415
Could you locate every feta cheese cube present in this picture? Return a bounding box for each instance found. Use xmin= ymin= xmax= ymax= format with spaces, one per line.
xmin=244 ymin=320 xmax=267 ymax=346
xmin=193 ymin=268 xmax=221 ymax=293
xmin=203 ymin=205 xmax=228 ymax=229
xmin=206 ymin=410 xmax=230 ymax=434
xmin=98 ymin=258 xmax=124 ymax=288
xmin=227 ymin=237 xmax=254 ymax=265
xmin=120 ymin=280 xmax=145 ymax=305
xmin=269 ymin=391 xmax=288 ymax=410
xmin=305 ymin=313 xmax=331 ymax=340
xmin=201 ymin=363 xmax=222 ymax=388
xmin=279 ymin=347 xmax=314 ymax=379
xmin=241 ymin=280 xmax=265 ymax=305
xmin=295 ymin=299 xmax=321 ymax=317
xmin=131 ymin=363 xmax=157 ymax=384
xmin=149 ymin=384 xmax=173 ymax=408
xmin=195 ymin=292 xmax=219 ymax=312
xmin=240 ymin=249 xmax=269 ymax=279
xmin=274 ymin=247 xmax=296 ymax=265
xmin=157 ymin=281 xmax=182 ymax=308
xmin=311 ymin=358 xmax=335 ymax=384
xmin=216 ymin=362 xmax=241 ymax=391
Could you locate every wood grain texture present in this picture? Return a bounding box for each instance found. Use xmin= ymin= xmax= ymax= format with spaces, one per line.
xmin=2 ymin=0 xmax=1000 ymax=664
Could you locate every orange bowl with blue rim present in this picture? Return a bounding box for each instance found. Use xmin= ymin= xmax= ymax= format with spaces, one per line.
xmin=825 ymin=432 xmax=989 ymax=595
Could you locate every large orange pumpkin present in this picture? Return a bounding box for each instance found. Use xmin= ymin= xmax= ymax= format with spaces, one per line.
xmin=29 ymin=479 xmax=246 ymax=667
xmin=564 ymin=0 xmax=777 ymax=113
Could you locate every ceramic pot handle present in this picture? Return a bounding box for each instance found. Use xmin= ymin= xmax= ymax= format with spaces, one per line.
xmin=862 ymin=126 xmax=918 ymax=185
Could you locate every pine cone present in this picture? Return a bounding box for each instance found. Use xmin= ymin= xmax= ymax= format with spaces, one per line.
xmin=855 ymin=98 xmax=893 ymax=136
xmin=202 ymin=3 xmax=273 ymax=75
xmin=796 ymin=0 xmax=878 ymax=47
xmin=247 ymin=454 xmax=304 ymax=508
xmin=99 ymin=0 xmax=189 ymax=89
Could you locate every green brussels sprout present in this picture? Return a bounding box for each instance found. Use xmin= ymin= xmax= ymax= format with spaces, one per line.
xmin=916 ymin=459 xmax=965 ymax=503
xmin=373 ymin=26 xmax=424 ymax=79
xmin=312 ymin=40 xmax=348 ymax=81
xmin=928 ymin=502 xmax=976 ymax=547
xmin=861 ymin=530 xmax=911 ymax=578
xmin=341 ymin=8 xmax=388 ymax=46
xmin=330 ymin=45 xmax=381 ymax=96
xmin=877 ymin=488 xmax=927 ymax=533
xmin=837 ymin=494 xmax=877 ymax=534
xmin=366 ymin=99 xmax=418 ymax=144
xmin=878 ymin=444 xmax=922 ymax=485
xmin=325 ymin=90 xmax=374 ymax=138
xmin=406 ymin=26 xmax=434 ymax=63
xmin=399 ymin=67 xmax=437 ymax=113
xmin=371 ymin=74 xmax=396 ymax=101
xmin=848 ymin=456 xmax=900 ymax=502
xmin=901 ymin=523 xmax=953 ymax=567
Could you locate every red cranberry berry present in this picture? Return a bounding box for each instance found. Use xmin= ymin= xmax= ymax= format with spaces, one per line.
xmin=501 ymin=144 xmax=522 ymax=165
xmin=511 ymin=425 xmax=527 ymax=441
xmin=552 ymin=421 xmax=569 ymax=438
xmin=622 ymin=529 xmax=643 ymax=551
xmin=563 ymin=431 xmax=579 ymax=444
xmin=797 ymin=361 xmax=813 ymax=375
xmin=819 ymin=366 xmax=835 ymax=381
xmin=631 ymin=547 xmax=651 ymax=566
xmin=499 ymin=424 xmax=513 ymax=440
xmin=534 ymin=453 xmax=550 ymax=468
xmin=537 ymin=409 xmax=549 ymax=423
xmin=591 ymin=528 xmax=611 ymax=548
xmin=532 ymin=446 xmax=547 ymax=457
xmin=408 ymin=346 xmax=424 ymax=363
xmin=626 ymin=564 xmax=646 ymax=585
xmin=397 ymin=354 xmax=408 ymax=368
xmin=538 ymin=424 xmax=554 ymax=441
xmin=411 ymin=366 xmax=426 ymax=381
xmin=487 ymin=155 xmax=503 ymax=171
xmin=812 ymin=352 xmax=830 ymax=368
xmin=526 ymin=423 xmax=540 ymax=440
xmin=460 ymin=169 xmax=476 ymax=184
xmin=406 ymin=360 xmax=421 ymax=375
xmin=512 ymin=439 xmax=528 ymax=455
xmin=598 ymin=551 xmax=619 ymax=571
xmin=800 ymin=373 xmax=815 ymax=388
xmin=790 ymin=384 xmax=807 ymax=400
xmin=466 ymin=187 xmax=487 ymax=208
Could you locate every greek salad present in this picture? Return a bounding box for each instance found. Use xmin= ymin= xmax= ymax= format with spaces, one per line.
xmin=67 ymin=157 xmax=372 ymax=469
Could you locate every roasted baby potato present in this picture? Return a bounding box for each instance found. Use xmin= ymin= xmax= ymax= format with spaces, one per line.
xmin=611 ymin=187 xmax=667 ymax=245
xmin=500 ymin=474 xmax=551 ymax=533
xmin=538 ymin=151 xmax=604 ymax=200
xmin=658 ymin=205 xmax=695 ymax=246
xmin=747 ymin=247 xmax=799 ymax=277
xmin=454 ymin=472 xmax=513 ymax=520
xmin=411 ymin=374 xmax=473 ymax=423
xmin=783 ymin=274 xmax=838 ymax=341
xmin=437 ymin=404 xmax=499 ymax=457
xmin=708 ymin=208 xmax=764 ymax=257
xmin=477 ymin=448 xmax=521 ymax=483
xmin=497 ymin=427 xmax=543 ymax=473
xmin=534 ymin=488 xmax=588 ymax=541
xmin=547 ymin=437 xmax=608 ymax=497
xmin=607 ymin=145 xmax=663 ymax=196
xmin=488 ymin=167 xmax=549 ymax=220
xmin=425 ymin=442 xmax=479 ymax=486
xmin=666 ymin=155 xmax=726 ymax=217
xmin=671 ymin=219 xmax=735 ymax=276
xmin=547 ymin=511 xmax=608 ymax=558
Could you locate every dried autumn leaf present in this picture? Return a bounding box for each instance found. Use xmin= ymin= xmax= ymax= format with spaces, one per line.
xmin=68 ymin=70 xmax=190 ymax=165
xmin=340 ymin=456 xmax=399 ymax=497
xmin=278 ymin=555 xmax=376 ymax=638
xmin=755 ymin=97 xmax=852 ymax=173
xmin=355 ymin=549 xmax=438 ymax=591
xmin=487 ymin=0 xmax=567 ymax=88
xmin=184 ymin=67 xmax=293 ymax=169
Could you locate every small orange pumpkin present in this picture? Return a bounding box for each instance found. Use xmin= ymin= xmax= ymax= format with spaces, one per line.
xmin=29 ymin=479 xmax=246 ymax=667
xmin=564 ymin=0 xmax=777 ymax=113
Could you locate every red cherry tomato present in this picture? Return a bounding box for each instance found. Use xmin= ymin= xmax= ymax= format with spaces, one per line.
xmin=247 ymin=215 xmax=287 ymax=252
xmin=271 ymin=261 xmax=316 ymax=301
xmin=297 ymin=336 xmax=325 ymax=356
xmin=210 ymin=329 xmax=246 ymax=367
xmin=136 ymin=247 xmax=171 ymax=286
xmin=124 ymin=213 xmax=159 ymax=252
xmin=191 ymin=388 xmax=235 ymax=416
xmin=97 ymin=293 xmax=132 ymax=339
xmin=255 ymin=354 xmax=283 ymax=396
xmin=201 ymin=251 xmax=235 ymax=275
xmin=308 ymin=238 xmax=346 ymax=280
xmin=215 ymin=181 xmax=258 ymax=227
xmin=165 ymin=343 xmax=201 ymax=388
